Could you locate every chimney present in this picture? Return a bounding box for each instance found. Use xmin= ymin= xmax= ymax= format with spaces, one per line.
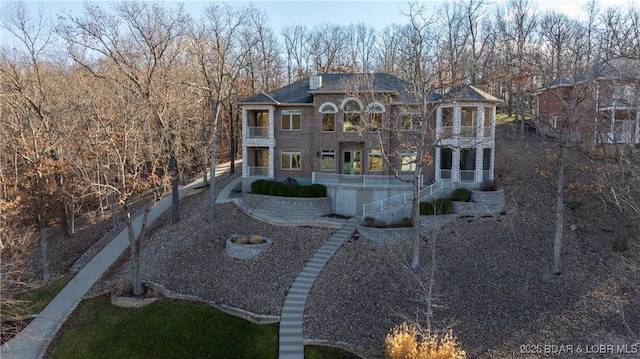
xmin=309 ymin=74 xmax=322 ymax=90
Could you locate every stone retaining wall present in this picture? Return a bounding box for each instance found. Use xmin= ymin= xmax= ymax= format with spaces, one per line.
xmin=241 ymin=193 xmax=333 ymax=219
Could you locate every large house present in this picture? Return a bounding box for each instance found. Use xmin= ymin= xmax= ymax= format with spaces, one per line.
xmin=237 ymin=73 xmax=500 ymax=216
xmin=535 ymin=57 xmax=640 ymax=148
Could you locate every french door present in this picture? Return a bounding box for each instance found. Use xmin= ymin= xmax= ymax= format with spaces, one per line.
xmin=342 ymin=150 xmax=362 ymax=175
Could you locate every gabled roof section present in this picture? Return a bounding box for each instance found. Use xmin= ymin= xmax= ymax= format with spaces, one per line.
xmin=237 ymin=72 xmax=440 ymax=105
xmin=237 ymin=92 xmax=280 ymax=105
xmin=592 ymin=56 xmax=640 ymax=80
xmin=443 ymin=84 xmax=500 ymax=102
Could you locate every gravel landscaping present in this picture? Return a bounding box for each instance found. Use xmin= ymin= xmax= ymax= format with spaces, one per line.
xmin=87 ymin=124 xmax=640 ymax=358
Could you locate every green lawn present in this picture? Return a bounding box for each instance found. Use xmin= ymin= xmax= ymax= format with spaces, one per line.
xmin=48 ymin=295 xmax=358 ymax=359
xmin=2 ymin=276 xmax=71 ymax=320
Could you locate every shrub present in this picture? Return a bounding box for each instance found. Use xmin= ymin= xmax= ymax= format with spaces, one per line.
xmin=297 ymin=186 xmax=313 ymax=197
xmin=401 ymin=217 xmax=413 ymax=227
xmin=433 ymin=198 xmax=453 ymax=214
xmin=384 ymin=322 xmax=466 ymax=359
xmin=480 ymin=179 xmax=498 ymax=191
xmin=277 ymin=183 xmax=289 ymax=196
xmin=287 ymin=184 xmax=299 ymax=197
xmin=251 ymin=180 xmax=265 ymax=194
xmin=283 ymin=177 xmax=298 ymax=185
xmin=453 ymin=188 xmax=470 ymax=202
xmin=364 ymin=216 xmax=376 ymax=227
xmin=261 ymin=180 xmax=274 ymax=194
xmin=310 ymin=183 xmax=327 ymax=197
xmin=268 ymin=182 xmax=281 ymax=196
xmin=420 ymin=198 xmax=453 ymax=215
xmin=248 ymin=235 xmax=264 ymax=244
xmin=233 ymin=236 xmax=249 ymax=244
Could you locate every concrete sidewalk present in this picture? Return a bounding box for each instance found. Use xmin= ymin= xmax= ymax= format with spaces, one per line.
xmin=1 ymin=162 xmax=238 ymax=359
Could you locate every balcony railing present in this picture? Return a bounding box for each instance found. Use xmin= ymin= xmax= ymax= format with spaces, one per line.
xmin=247 ymin=126 xmax=269 ymax=138
xmin=312 ymin=172 xmax=414 ymax=188
xmin=248 ymin=166 xmax=268 ymax=176
xmin=483 ymin=170 xmax=491 ymax=182
xmin=459 ymin=126 xmax=476 ymax=137
xmin=460 ymin=170 xmax=475 ymax=182
xmin=440 ymin=169 xmax=451 ymax=179
xmin=439 ymin=126 xmax=493 ymax=138
xmin=483 ymin=126 xmax=492 ymax=138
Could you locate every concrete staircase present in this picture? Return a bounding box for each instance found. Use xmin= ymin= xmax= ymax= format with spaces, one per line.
xmin=278 ymin=217 xmax=360 ymax=359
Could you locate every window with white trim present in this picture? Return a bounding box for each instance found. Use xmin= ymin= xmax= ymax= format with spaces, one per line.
xmin=320 ymin=150 xmax=335 ymax=171
xmin=320 ymin=103 xmax=336 ymax=132
xmin=367 ymin=102 xmax=384 ymax=131
xmin=281 ymin=150 xmax=301 ymax=170
xmin=401 ymin=113 xmax=422 ymax=131
xmin=281 ymin=110 xmax=301 ymax=131
xmin=551 ymin=115 xmax=559 ymax=129
xmin=368 ymin=150 xmax=383 ymax=172
xmin=401 ymin=151 xmax=417 ymax=172
xmin=342 ymin=99 xmax=361 ymax=132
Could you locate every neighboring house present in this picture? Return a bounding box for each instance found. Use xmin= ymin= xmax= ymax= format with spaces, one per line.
xmin=535 ymin=57 xmax=640 ymax=147
xmin=237 ymin=73 xmax=500 ymax=216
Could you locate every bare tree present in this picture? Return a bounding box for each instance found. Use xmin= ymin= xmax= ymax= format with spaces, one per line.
xmin=187 ymin=3 xmax=254 ymax=223
xmin=0 ymin=1 xmax=70 ymax=281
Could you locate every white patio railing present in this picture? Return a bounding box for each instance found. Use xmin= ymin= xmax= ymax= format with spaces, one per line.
xmin=312 ymin=172 xmax=413 ymax=188
xmin=362 ymin=179 xmax=452 ymax=216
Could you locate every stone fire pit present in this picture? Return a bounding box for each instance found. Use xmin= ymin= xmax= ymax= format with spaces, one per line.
xmin=226 ymin=235 xmax=272 ymax=259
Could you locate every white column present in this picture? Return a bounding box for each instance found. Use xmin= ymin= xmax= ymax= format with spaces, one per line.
xmin=452 ymin=148 xmax=460 ymax=183
xmin=475 ymin=147 xmax=484 ymax=183
xmin=242 ymin=108 xmax=248 ymax=178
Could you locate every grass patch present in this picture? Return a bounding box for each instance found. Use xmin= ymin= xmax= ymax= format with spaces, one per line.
xmin=48 ymin=295 xmax=355 ymax=359
xmin=496 ymin=112 xmax=535 ymax=123
xmin=2 ymin=276 xmax=71 ymax=320
xmin=305 ymin=345 xmax=360 ymax=358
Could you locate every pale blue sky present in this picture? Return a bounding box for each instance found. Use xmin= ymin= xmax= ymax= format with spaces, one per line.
xmin=1 ymin=0 xmax=638 ymax=46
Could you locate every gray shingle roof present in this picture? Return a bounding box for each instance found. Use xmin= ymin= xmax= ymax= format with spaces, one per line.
xmin=237 ymin=73 xmax=441 ymax=105
xmin=592 ymin=56 xmax=640 ymax=80
xmin=443 ymin=84 xmax=501 ymax=102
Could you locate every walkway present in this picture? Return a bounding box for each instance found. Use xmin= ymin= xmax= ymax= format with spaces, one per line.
xmin=1 ymin=162 xmax=238 ymax=359
xmin=278 ymin=217 xmax=360 ymax=359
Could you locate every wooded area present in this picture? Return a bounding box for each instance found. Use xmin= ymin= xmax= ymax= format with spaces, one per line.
xmin=1 ymin=0 xmax=639 ymax=286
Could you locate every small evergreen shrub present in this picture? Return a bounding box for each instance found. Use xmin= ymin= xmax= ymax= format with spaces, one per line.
xmin=297 ymin=186 xmax=313 ymax=197
xmin=277 ymin=183 xmax=289 ymax=196
xmin=287 ymin=184 xmax=299 ymax=197
xmin=310 ymin=183 xmax=327 ymax=197
xmin=249 ymin=180 xmax=326 ymax=198
xmin=453 ymin=188 xmax=470 ymax=202
xmin=420 ymin=198 xmax=453 ymax=215
xmin=251 ymin=180 xmax=265 ymax=194
xmin=261 ymin=180 xmax=273 ymax=194
xmin=268 ymin=182 xmax=280 ymax=196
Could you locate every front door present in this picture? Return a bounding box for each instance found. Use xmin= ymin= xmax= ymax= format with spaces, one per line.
xmin=343 ymin=150 xmax=362 ymax=175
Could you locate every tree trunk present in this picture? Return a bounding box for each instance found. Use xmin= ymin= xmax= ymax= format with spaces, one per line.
xmin=230 ymin=108 xmax=235 ymax=174
xmin=552 ymin=145 xmax=565 ymax=274
xmin=201 ymin=108 xmax=209 ymax=187
xmin=208 ymin=99 xmax=220 ymax=224
xmin=54 ymin=172 xmax=71 ymax=239
xmin=37 ymin=174 xmax=50 ymax=282
xmin=411 ymin=170 xmax=421 ymax=271
xmin=169 ymin=152 xmax=180 ymax=225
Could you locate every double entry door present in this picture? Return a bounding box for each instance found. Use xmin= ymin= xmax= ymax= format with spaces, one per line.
xmin=342 ymin=150 xmax=361 ymax=175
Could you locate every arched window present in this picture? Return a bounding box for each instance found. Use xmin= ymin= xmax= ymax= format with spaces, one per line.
xmin=341 ymin=98 xmax=362 ymax=132
xmin=319 ymin=102 xmax=337 ymax=132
